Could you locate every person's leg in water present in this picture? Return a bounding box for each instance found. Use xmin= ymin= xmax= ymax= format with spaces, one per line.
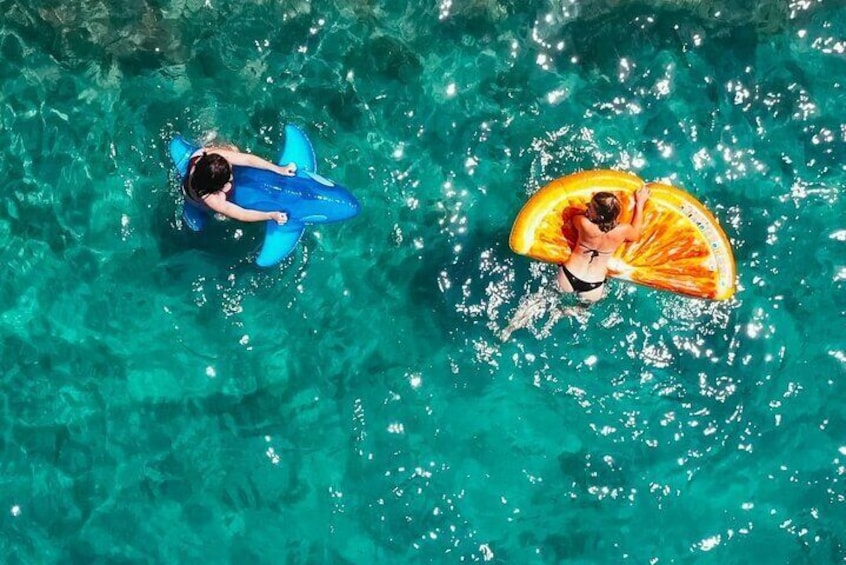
xmin=500 ymin=285 xmax=597 ymax=341
xmin=500 ymin=286 xmax=558 ymax=341
xmin=501 ymin=264 xmax=612 ymax=341
xmin=201 ymin=130 xmax=240 ymax=152
xmin=503 ymin=271 xmax=611 ymax=340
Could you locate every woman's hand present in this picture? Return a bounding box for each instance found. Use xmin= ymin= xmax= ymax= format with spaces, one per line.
xmin=634 ymin=185 xmax=651 ymax=207
xmin=267 ymin=211 xmax=288 ymax=225
xmin=278 ymin=162 xmax=297 ymax=176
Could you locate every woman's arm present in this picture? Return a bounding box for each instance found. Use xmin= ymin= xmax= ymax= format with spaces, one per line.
xmin=210 ymin=148 xmax=296 ymax=176
xmin=204 ymin=193 xmax=288 ymax=224
xmin=621 ymin=186 xmax=650 ymax=242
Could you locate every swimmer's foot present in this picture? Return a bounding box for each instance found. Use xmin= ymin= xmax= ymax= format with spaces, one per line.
xmin=499 ymin=325 xmax=515 ymax=342
xmin=560 ymin=305 xmax=590 ymax=324
xmin=500 ymin=291 xmax=551 ymax=341
xmin=539 ymin=310 xmax=562 ymax=338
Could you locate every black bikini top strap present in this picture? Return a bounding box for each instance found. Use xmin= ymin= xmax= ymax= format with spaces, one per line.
xmin=579 ymin=243 xmax=611 ymax=263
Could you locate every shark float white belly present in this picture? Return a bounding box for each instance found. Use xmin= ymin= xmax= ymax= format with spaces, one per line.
xmin=169 ymin=125 xmax=360 ymax=267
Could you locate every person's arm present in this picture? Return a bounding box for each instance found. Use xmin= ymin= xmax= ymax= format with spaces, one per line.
xmin=621 ymin=185 xmax=650 ymax=241
xmin=204 ymin=193 xmax=288 ymax=224
xmin=209 ymin=148 xmax=296 ymax=176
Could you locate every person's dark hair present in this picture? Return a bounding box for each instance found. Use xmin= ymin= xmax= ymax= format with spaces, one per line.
xmin=186 ymin=153 xmax=232 ymax=201
xmin=588 ymin=192 xmax=621 ymax=232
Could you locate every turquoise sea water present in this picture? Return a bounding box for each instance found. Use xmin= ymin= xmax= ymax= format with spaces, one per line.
xmin=2 ymin=0 xmax=845 ymax=562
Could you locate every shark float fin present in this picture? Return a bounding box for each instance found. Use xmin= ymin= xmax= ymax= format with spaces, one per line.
xmin=256 ymin=223 xmax=305 ymax=267
xmin=169 ymin=136 xmax=197 ymax=177
xmin=277 ymin=124 xmax=317 ymax=174
xmin=252 ymin=124 xmax=316 ymax=265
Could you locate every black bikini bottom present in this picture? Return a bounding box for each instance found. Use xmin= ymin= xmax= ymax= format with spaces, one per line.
xmin=561 ymin=265 xmax=606 ymax=293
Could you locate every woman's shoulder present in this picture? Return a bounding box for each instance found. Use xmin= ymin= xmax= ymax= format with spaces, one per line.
xmin=573 ymin=214 xmax=601 ymax=236
xmin=190 ymin=145 xmax=240 ymax=158
xmin=200 ymin=144 xmax=242 ymax=155
xmin=572 ymin=214 xmax=591 ymax=229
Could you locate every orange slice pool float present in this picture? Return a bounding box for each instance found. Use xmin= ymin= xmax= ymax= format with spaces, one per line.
xmin=509 ymin=170 xmax=736 ymax=300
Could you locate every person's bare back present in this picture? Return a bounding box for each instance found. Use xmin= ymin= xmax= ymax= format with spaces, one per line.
xmin=556 ymin=187 xmax=650 ymax=303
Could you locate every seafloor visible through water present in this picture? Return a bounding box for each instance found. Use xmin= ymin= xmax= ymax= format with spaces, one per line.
xmin=1 ymin=0 xmax=845 ymax=562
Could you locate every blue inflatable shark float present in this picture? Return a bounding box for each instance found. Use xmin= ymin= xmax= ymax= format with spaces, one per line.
xmin=169 ymin=125 xmax=360 ymax=267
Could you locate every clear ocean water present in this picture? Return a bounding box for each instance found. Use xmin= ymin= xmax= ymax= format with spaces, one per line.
xmin=1 ymin=0 xmax=845 ymax=562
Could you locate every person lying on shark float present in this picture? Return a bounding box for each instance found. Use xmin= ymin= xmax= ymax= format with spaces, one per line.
xmin=182 ymin=144 xmax=297 ymax=226
xmin=170 ymin=125 xmax=360 ymax=267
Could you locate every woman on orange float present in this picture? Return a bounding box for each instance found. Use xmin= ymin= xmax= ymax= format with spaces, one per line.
xmin=500 ymin=184 xmax=651 ymax=341
xmin=503 ymin=169 xmax=735 ymax=340
xmin=557 ymin=186 xmax=650 ymax=303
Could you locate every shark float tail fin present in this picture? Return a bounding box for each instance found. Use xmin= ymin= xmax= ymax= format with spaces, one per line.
xmin=169 ymin=136 xmax=198 ymax=177
xmin=169 ymin=136 xmax=208 ymax=232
